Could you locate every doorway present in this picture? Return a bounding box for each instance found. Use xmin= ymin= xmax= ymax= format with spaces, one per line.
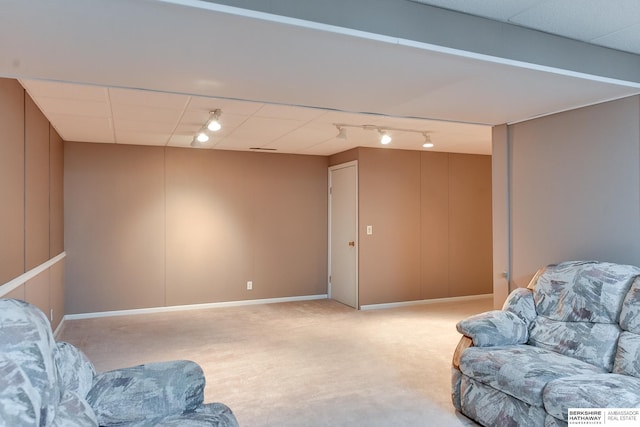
xmin=328 ymin=161 xmax=358 ymax=308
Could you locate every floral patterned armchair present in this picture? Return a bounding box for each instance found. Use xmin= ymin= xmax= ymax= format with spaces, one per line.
xmin=452 ymin=261 xmax=640 ymax=426
xmin=0 ymin=298 xmax=238 ymax=427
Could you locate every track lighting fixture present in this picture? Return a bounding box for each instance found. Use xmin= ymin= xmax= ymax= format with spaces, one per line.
xmin=196 ymin=129 xmax=209 ymax=143
xmin=379 ymin=129 xmax=392 ymax=145
xmin=335 ymin=125 xmax=348 ymax=139
xmin=191 ymin=109 xmax=222 ymax=148
xmin=422 ymin=133 xmax=434 ymax=148
xmin=333 ymin=123 xmax=434 ymax=149
xmin=206 ymin=109 xmax=222 ymax=132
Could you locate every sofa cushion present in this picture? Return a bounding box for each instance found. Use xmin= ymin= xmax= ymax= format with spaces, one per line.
xmin=543 ymin=373 xmax=640 ymax=422
xmin=620 ymin=277 xmax=640 ymax=333
xmin=502 ymin=287 xmax=536 ymax=325
xmin=457 ymin=310 xmax=529 ymax=347
xmin=0 ymin=357 xmax=40 ymax=426
xmin=0 ymin=299 xmax=60 ymax=426
xmin=613 ymin=331 xmax=640 ymax=377
xmin=459 ymin=376 xmax=547 ymax=427
xmin=459 ymin=345 xmax=605 ymax=407
xmin=55 ymin=342 xmax=96 ymax=398
xmin=532 ymin=261 xmax=640 ymax=323
xmin=87 ymin=360 xmax=206 ymax=425
xmin=51 ymin=390 xmax=98 ymax=427
xmin=528 ymin=316 xmax=621 ymax=371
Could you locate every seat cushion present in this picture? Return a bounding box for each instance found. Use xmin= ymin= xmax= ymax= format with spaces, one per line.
xmin=459 ymin=375 xmax=547 ymax=427
xmin=528 ymin=316 xmax=621 ymax=371
xmin=543 ymin=374 xmax=640 ymax=422
xmin=459 ymin=345 xmax=605 ymax=407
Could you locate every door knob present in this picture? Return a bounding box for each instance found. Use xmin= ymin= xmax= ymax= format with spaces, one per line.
xmin=348 ymin=241 xmax=355 ymax=247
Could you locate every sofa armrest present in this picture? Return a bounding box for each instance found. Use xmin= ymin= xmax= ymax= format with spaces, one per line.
xmin=86 ymin=360 xmax=205 ymax=426
xmin=456 ymin=310 xmax=529 ymax=347
xmin=452 ymin=336 xmax=473 ymax=370
xmin=502 ymin=287 xmax=537 ymax=325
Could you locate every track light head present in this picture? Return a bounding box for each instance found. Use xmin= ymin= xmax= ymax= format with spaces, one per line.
xmin=196 ymin=130 xmax=209 ymax=143
xmin=336 ymin=125 xmax=348 ymax=140
xmin=379 ymin=129 xmax=392 ymax=145
xmin=206 ymin=109 xmax=222 ymax=132
xmin=422 ymin=133 xmax=434 ymax=148
xmin=190 ymin=136 xmax=203 ymax=148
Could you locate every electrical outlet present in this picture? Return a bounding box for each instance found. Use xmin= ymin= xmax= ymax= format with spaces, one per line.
xmin=366 ymin=225 xmax=373 ymax=235
xmin=247 ymin=281 xmax=253 ymax=290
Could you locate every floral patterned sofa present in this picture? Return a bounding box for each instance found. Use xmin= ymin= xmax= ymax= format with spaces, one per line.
xmin=452 ymin=260 xmax=640 ymax=426
xmin=0 ymin=298 xmax=239 ymax=426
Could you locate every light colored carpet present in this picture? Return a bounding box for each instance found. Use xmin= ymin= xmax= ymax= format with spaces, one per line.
xmin=59 ymin=297 xmax=490 ymax=426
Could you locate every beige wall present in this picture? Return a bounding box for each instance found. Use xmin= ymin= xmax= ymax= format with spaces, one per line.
xmin=65 ymin=143 xmax=329 ymax=314
xmin=0 ymin=79 xmax=25 ymax=284
xmin=330 ymin=147 xmax=493 ymax=306
xmin=493 ymin=95 xmax=640 ymax=302
xmin=0 ymin=78 xmax=65 ymax=329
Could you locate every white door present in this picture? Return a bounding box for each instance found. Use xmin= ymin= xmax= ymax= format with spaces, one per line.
xmin=329 ymin=161 xmax=358 ymax=308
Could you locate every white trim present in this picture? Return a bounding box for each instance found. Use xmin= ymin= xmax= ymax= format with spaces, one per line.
xmin=64 ymin=294 xmax=328 ymax=320
xmin=52 ymin=318 xmax=65 ymax=339
xmin=359 ymin=294 xmax=493 ymax=311
xmin=0 ymin=252 xmax=66 ymax=297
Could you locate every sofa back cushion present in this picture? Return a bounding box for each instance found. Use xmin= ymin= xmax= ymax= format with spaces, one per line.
xmin=613 ymin=277 xmax=640 ymax=377
xmin=532 ymin=261 xmax=640 ymax=323
xmin=528 ymin=317 xmax=621 ymax=371
xmin=528 ymin=261 xmax=640 ymax=371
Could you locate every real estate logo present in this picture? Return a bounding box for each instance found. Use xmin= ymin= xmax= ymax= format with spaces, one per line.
xmin=568 ymin=408 xmax=639 ymax=426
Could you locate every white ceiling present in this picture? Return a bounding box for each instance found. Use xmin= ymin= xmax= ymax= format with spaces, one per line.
xmin=411 ymin=0 xmax=640 ymax=55
xmin=4 ymin=0 xmax=640 ymax=156
xmin=19 ymin=79 xmax=491 ymax=155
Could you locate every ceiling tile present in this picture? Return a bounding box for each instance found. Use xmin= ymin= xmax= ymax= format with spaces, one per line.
xmin=109 ymin=88 xmax=190 ymax=109
xmin=187 ymin=96 xmax=264 ymax=116
xmin=593 ymin=24 xmax=640 ymax=55
xmin=115 ymin=131 xmax=170 ymax=146
xmin=111 ymin=104 xmax=184 ymax=124
xmin=227 ymin=117 xmax=306 ymax=144
xmin=409 ymin=0 xmax=542 ymax=21
xmin=256 ymin=104 xmax=327 ymax=121
xmin=20 ymin=79 xmax=108 ymax=101
xmin=47 ymin=114 xmax=114 ymax=143
xmin=34 ymin=97 xmax=111 ymax=117
xmin=115 ymin=119 xmax=177 ymax=134
xmin=509 ymin=0 xmax=640 ymax=41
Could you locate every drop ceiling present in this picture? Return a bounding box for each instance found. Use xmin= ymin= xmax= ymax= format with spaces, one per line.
xmin=4 ymin=0 xmax=640 ymax=156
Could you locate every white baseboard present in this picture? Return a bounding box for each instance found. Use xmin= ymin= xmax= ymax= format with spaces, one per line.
xmin=359 ymin=293 xmax=492 ymax=311
xmin=64 ymin=294 xmax=329 ymax=320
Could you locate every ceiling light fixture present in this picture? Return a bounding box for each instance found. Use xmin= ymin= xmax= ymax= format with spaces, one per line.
xmin=191 ymin=109 xmax=222 ymax=148
xmin=336 ymin=125 xmax=348 ymax=139
xmin=206 ymin=109 xmax=222 ymax=132
xmin=422 ymin=133 xmax=434 ymax=148
xmin=379 ymin=129 xmax=392 ymax=145
xmin=333 ymin=123 xmax=434 ymax=149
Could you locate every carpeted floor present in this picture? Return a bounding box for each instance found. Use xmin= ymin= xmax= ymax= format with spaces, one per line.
xmin=59 ymin=297 xmax=491 ymax=426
